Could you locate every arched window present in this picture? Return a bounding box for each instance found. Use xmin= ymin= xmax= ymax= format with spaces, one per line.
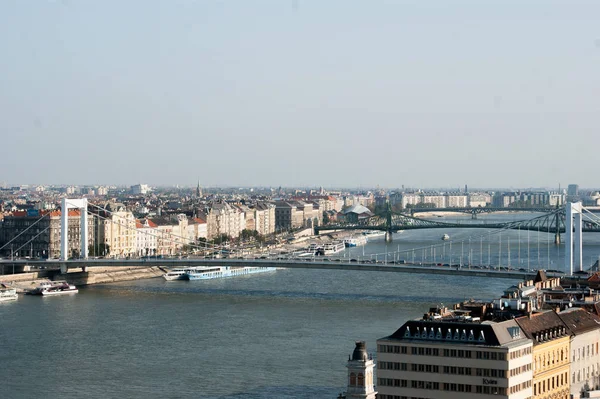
xmin=350 ymin=373 xmax=356 ymax=386
xmin=357 ymin=373 xmax=365 ymax=386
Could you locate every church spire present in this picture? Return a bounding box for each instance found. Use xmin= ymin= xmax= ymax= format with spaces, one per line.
xmin=196 ymin=180 xmax=202 ymax=198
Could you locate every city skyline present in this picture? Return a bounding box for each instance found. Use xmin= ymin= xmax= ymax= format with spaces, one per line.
xmin=2 ymin=1 xmax=599 ymax=187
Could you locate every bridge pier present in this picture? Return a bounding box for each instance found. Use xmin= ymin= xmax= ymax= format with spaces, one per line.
xmin=385 ymin=231 xmax=393 ymax=243
xmin=471 ymin=212 xmax=477 ymax=220
xmin=554 ymin=233 xmax=561 ymax=245
xmin=60 ymin=264 xmax=68 ymax=274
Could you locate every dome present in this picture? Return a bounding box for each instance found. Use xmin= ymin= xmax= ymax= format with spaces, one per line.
xmin=351 ymin=341 xmax=368 ymax=361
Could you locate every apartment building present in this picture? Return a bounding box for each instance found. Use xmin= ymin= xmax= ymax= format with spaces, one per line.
xmin=557 ymin=309 xmax=600 ymax=396
xmin=515 ymin=311 xmax=571 ymax=399
xmin=376 ymin=314 xmax=533 ymax=399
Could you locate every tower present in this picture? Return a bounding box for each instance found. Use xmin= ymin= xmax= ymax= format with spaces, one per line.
xmin=345 ymin=341 xmax=377 ymax=399
xmin=565 ymin=201 xmax=583 ymax=275
xmin=196 ymin=180 xmax=203 ymax=198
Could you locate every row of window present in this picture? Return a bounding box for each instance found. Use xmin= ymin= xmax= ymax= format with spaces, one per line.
xmin=533 ymin=372 xmax=568 ymax=396
xmin=378 ymin=345 xmax=506 ymax=360
xmin=574 ymin=343 xmax=599 ymax=361
xmin=377 ymin=395 xmax=432 ymax=399
xmin=378 ymin=361 xmax=509 ymax=377
xmin=509 ymin=363 xmax=532 ymax=377
xmin=533 ymin=346 xmax=569 ymax=371
xmin=509 ymin=346 xmax=532 ymax=359
xmin=573 ymin=364 xmax=600 ymax=383
xmin=377 ymin=379 xmax=508 ymax=395
xmin=509 ymin=380 xmax=532 ymax=394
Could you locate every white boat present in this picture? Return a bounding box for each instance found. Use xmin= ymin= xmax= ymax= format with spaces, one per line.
xmin=307 ymin=243 xmax=322 ymax=253
xmin=362 ymin=231 xmax=386 ymax=238
xmin=163 ymin=268 xmax=191 ymax=281
xmin=343 ymin=236 xmax=368 ymax=247
xmin=0 ymin=288 xmax=18 ymax=302
xmin=40 ymin=282 xmax=78 ymax=296
xmin=321 ymin=241 xmax=346 ymax=255
xmin=28 ymin=281 xmax=64 ymax=295
xmin=442 ymin=234 xmax=450 ymax=241
xmin=186 ymin=266 xmax=275 ymax=280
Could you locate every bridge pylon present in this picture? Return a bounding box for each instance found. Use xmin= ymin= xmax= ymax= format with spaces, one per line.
xmin=565 ymin=202 xmax=583 ymax=275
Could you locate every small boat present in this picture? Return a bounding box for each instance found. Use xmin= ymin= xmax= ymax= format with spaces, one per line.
xmin=40 ymin=282 xmax=78 ymax=296
xmin=344 ymin=236 xmax=368 ymax=247
xmin=0 ymin=288 xmax=18 ymax=302
xmin=28 ymin=281 xmax=78 ymax=296
xmin=362 ymin=231 xmax=386 ymax=238
xmin=442 ymin=234 xmax=450 ymax=241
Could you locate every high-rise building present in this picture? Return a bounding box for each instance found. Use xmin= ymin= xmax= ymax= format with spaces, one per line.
xmin=568 ymin=184 xmax=579 ymax=197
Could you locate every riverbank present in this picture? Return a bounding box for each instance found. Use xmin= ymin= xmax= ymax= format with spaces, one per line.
xmin=1 ymin=266 xmax=165 ymax=293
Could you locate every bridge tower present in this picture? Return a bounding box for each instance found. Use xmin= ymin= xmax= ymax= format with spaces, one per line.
xmin=565 ymin=202 xmax=583 ymax=275
xmin=60 ymin=198 xmax=89 ymax=271
xmin=385 ymin=201 xmax=393 ymax=242
xmin=344 ymin=341 xmax=377 ymax=399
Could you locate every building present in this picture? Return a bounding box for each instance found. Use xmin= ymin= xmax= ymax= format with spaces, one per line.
xmin=557 ymin=309 xmax=600 ymax=396
xmin=0 ymin=209 xmax=95 ymax=259
xmin=135 ymin=219 xmax=158 ymax=257
xmin=131 ymin=184 xmax=150 ymax=195
xmin=274 ymin=201 xmax=304 ymax=231
xmin=376 ymin=310 xmax=533 ymax=399
xmin=99 ymin=206 xmax=137 ymax=258
xmin=252 ymin=202 xmax=276 ymax=236
xmin=203 ymin=202 xmax=244 ymax=239
xmin=341 ymin=341 xmax=377 ymax=399
xmin=515 ymin=311 xmax=571 ymax=399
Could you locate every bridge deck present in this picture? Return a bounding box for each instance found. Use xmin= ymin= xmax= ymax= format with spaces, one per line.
xmin=2 ymin=259 xmax=564 ymax=280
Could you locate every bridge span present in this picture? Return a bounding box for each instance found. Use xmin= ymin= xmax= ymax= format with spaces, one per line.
xmin=1 ymin=258 xmax=563 ymax=280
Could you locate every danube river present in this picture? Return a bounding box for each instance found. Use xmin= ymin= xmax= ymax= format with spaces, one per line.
xmin=2 ymin=213 xmax=600 ymax=399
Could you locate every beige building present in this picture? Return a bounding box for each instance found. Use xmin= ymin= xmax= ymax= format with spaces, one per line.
xmin=377 ymin=317 xmax=533 ymax=399
xmin=203 ymin=202 xmax=244 ymax=239
xmin=100 ymin=207 xmax=137 ymax=258
xmin=515 ymin=311 xmax=571 ymax=399
xmin=252 ymin=202 xmax=275 ymax=236
xmin=274 ymin=201 xmax=304 ymax=231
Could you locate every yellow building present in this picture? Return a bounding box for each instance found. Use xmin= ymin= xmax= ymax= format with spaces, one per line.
xmin=516 ymin=311 xmax=571 ymax=399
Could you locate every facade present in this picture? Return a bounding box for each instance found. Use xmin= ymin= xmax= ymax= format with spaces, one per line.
xmin=253 ymin=202 xmax=276 ymax=236
xmin=557 ymin=309 xmax=600 ymax=396
xmin=377 ymin=315 xmax=533 ymax=399
xmin=0 ymin=209 xmax=95 ymax=259
xmin=100 ymin=208 xmax=137 ymax=258
xmin=274 ymin=201 xmax=304 ymax=231
xmin=515 ymin=311 xmax=571 ymax=399
xmin=203 ymin=202 xmax=244 ymax=239
xmin=135 ymin=219 xmax=158 ymax=257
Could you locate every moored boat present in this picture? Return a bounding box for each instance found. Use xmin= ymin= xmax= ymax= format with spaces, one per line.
xmin=163 ymin=268 xmax=191 ymax=281
xmin=40 ymin=282 xmax=78 ymax=296
xmin=320 ymin=241 xmax=346 ymax=255
xmin=343 ymin=236 xmax=368 ymax=247
xmin=442 ymin=234 xmax=450 ymax=241
xmin=186 ymin=266 xmax=275 ymax=280
xmin=0 ymin=288 xmax=18 ymax=302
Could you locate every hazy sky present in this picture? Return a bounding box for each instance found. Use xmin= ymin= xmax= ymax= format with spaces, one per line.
xmin=1 ymin=1 xmax=599 ymax=189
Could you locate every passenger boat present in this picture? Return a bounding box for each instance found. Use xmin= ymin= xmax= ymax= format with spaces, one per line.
xmin=442 ymin=234 xmax=450 ymax=241
xmin=0 ymin=288 xmax=18 ymax=302
xmin=163 ymin=268 xmax=191 ymax=281
xmin=321 ymin=241 xmax=346 ymax=255
xmin=343 ymin=236 xmax=368 ymax=247
xmin=40 ymin=282 xmax=78 ymax=296
xmin=186 ymin=266 xmax=275 ymax=281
